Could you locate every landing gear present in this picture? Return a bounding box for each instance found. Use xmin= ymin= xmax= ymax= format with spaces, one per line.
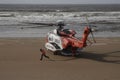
xmin=53 ymin=51 xmax=61 ymax=55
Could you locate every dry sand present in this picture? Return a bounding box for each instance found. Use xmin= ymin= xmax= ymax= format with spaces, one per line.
xmin=0 ymin=37 xmax=120 ymax=80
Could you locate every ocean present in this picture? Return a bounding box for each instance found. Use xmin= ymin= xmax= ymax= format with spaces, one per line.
xmin=0 ymin=4 xmax=120 ymax=37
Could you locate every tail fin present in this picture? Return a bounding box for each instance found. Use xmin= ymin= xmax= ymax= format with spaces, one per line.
xmin=81 ymin=26 xmax=91 ymax=47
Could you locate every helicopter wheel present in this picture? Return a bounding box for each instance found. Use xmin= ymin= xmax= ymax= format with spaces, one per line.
xmin=53 ymin=51 xmax=61 ymax=55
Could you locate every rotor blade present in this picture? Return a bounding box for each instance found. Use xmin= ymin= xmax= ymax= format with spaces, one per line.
xmin=90 ymin=29 xmax=96 ymax=43
xmin=85 ymin=16 xmax=90 ymax=27
xmin=23 ymin=22 xmax=56 ymax=26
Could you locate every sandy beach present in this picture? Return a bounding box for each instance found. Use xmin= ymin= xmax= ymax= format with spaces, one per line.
xmin=0 ymin=37 xmax=120 ymax=80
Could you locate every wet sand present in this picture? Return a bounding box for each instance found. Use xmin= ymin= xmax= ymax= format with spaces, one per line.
xmin=0 ymin=37 xmax=120 ymax=80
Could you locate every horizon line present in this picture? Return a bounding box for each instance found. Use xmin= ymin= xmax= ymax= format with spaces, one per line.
xmin=0 ymin=3 xmax=120 ymax=5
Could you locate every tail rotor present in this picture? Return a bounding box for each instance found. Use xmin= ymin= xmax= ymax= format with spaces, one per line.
xmin=85 ymin=16 xmax=96 ymax=43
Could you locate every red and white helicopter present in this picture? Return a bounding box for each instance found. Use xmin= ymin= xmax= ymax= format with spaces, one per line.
xmin=25 ymin=17 xmax=96 ymax=56
xmin=45 ymin=19 xmax=96 ymax=56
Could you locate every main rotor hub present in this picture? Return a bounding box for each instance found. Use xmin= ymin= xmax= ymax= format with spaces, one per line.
xmin=56 ymin=20 xmax=65 ymax=27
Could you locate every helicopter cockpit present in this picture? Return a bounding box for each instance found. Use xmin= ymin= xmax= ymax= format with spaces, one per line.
xmin=56 ymin=20 xmax=76 ymax=37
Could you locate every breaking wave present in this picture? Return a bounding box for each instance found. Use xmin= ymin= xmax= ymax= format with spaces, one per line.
xmin=0 ymin=11 xmax=120 ymax=23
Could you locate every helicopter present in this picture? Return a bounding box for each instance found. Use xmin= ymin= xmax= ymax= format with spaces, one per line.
xmin=24 ymin=17 xmax=97 ymax=56
xmin=44 ymin=18 xmax=96 ymax=56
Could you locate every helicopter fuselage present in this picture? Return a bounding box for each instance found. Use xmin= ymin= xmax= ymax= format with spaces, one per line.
xmin=45 ymin=27 xmax=91 ymax=56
